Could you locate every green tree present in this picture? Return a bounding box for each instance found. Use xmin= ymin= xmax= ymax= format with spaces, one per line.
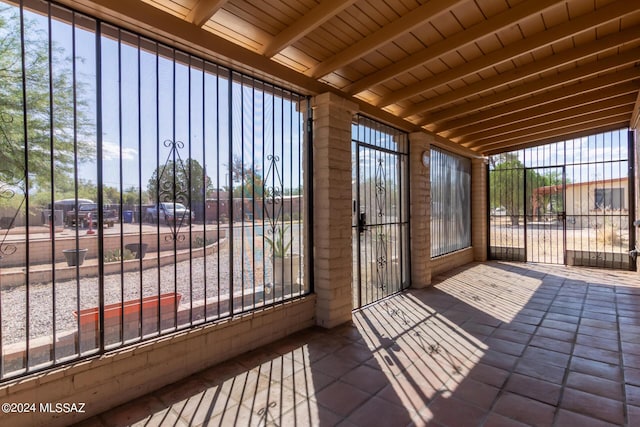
xmin=227 ymin=156 xmax=266 ymax=198
xmin=147 ymin=158 xmax=212 ymax=205
xmin=0 ymin=5 xmax=92 ymax=201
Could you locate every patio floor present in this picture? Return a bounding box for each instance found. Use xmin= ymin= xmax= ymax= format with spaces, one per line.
xmin=73 ymin=261 xmax=640 ymax=426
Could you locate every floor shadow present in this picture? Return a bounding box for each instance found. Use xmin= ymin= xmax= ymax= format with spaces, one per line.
xmin=74 ymin=261 xmax=640 ymax=426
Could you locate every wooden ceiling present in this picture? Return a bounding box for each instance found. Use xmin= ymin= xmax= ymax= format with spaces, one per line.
xmin=63 ymin=0 xmax=640 ymax=154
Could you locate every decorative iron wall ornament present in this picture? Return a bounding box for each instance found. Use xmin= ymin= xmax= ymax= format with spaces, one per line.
xmin=158 ymin=139 xmax=189 ymax=242
xmin=0 ymin=113 xmax=25 ymax=260
xmin=375 ymin=157 xmax=386 ymax=218
xmin=376 ymin=231 xmax=387 ymax=291
xmin=263 ymin=154 xmax=283 ymax=237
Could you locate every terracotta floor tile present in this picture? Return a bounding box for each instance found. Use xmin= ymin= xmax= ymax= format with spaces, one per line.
xmin=279 ymin=400 xmax=343 ymax=427
xmin=490 ymin=328 xmax=531 ymax=345
xmin=622 ymin=341 xmax=640 ymax=356
xmin=572 ymin=343 xmax=620 ymax=365
xmin=625 ymin=366 xmax=640 ymax=386
xmin=555 ymin=407 xmax=621 ymax=427
xmin=626 ymin=384 xmax=640 ymax=407
xmin=448 ymin=377 xmax=499 ymax=409
xmin=482 ymin=412 xmax=530 ymax=427
xmin=576 ymin=333 xmax=620 ymax=352
xmin=580 ymin=318 xmax=619 ymax=330
xmin=504 ymin=373 xmax=562 ymax=405
xmin=540 ymin=318 xmax=579 ymax=333
xmin=578 ymin=324 xmax=619 ymax=340
xmin=333 ymin=342 xmax=375 ymax=364
xmin=566 ymin=371 xmax=623 ymax=401
xmin=492 ymin=392 xmax=555 ymax=426
xmin=534 ymin=326 xmax=576 ymax=342
xmin=569 ymin=356 xmax=622 ymax=382
xmin=514 ymin=358 xmax=566 ymax=384
xmin=497 ymin=321 xmax=538 ymax=335
xmin=314 ymin=381 xmax=371 ymax=417
xmin=346 ymin=396 xmax=413 ymax=427
xmin=427 ymin=395 xmax=488 ymax=427
xmin=100 ymin=395 xmax=187 ymax=427
xmin=623 ymin=353 xmax=640 ymax=370
xmin=481 ymin=350 xmax=519 ymax=371
xmin=521 ymin=346 xmax=571 ymax=368
xmin=560 ymin=387 xmax=624 ymax=425
xmin=312 ymin=354 xmax=361 ymax=379
xmin=340 ymin=364 xmax=390 ymax=394
xmin=528 ymin=335 xmax=573 ymax=354
xmin=627 ymin=404 xmax=640 ymax=427
xmin=467 ymin=363 xmax=510 ymax=388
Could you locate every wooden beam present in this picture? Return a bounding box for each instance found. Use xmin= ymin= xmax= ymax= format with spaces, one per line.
xmin=263 ymin=0 xmax=357 ymax=58
xmin=631 ymin=89 xmax=640 ymax=130
xmin=472 ymin=113 xmax=630 ymax=153
xmin=377 ymin=0 xmax=639 ymax=107
xmin=344 ymin=0 xmax=561 ymax=95
xmin=401 ymin=27 xmax=640 ymax=118
xmin=422 ymin=65 xmax=640 ymax=126
xmin=185 ymin=0 xmax=228 ymax=27
xmin=463 ymin=101 xmax=636 ymax=148
xmin=307 ymin=0 xmax=464 ymax=79
xmin=449 ymin=85 xmax=640 ymax=139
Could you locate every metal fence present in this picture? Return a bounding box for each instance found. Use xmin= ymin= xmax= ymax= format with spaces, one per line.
xmin=0 ymin=0 xmax=308 ymax=381
xmin=489 ymin=128 xmax=635 ymax=270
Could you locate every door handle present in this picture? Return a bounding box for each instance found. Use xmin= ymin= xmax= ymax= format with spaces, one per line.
xmin=358 ymin=212 xmax=367 ymax=233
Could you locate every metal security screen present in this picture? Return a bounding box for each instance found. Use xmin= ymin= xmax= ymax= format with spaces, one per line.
xmin=430 ymin=147 xmax=471 ymax=257
xmin=0 ymin=0 xmax=307 ymax=381
xmin=489 ymin=129 xmax=635 ymax=270
xmin=351 ymin=116 xmax=409 ymax=309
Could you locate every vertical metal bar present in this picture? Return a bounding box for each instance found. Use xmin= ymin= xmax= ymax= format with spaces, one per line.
xmin=137 ymin=34 xmax=143 ymax=339
xmin=19 ymin=0 xmax=31 ymax=371
xmin=117 ymin=28 xmax=124 ymax=344
xmin=251 ymin=80 xmax=255 ymax=307
xmin=154 ymin=41 xmax=161 ymax=335
xmin=95 ymin=21 xmax=105 ymax=353
xmin=227 ymin=72 xmax=234 ymax=316
xmin=201 ymin=60 xmax=207 ymax=321
xmin=240 ymin=76 xmax=245 ymax=308
xmin=306 ymin=98 xmax=314 ymax=294
xmin=71 ymin=11 xmax=82 ymax=354
xmin=47 ymin=0 xmax=57 ymax=365
xmin=261 ymin=87 xmax=266 ymax=302
xmin=355 ymin=136 xmax=362 ymax=308
xmin=562 ymin=165 xmax=567 ymax=265
xmin=523 ymin=166 xmax=528 ymax=262
xmin=628 ymin=129 xmax=636 ymax=271
xmin=188 ymin=54 xmax=194 ymax=325
xmin=216 ymin=67 xmax=221 ymax=319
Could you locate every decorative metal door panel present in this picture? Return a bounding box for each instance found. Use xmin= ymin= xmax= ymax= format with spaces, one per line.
xmin=352 ymin=144 xmax=407 ymax=308
xmin=525 ymin=166 xmax=566 ymax=264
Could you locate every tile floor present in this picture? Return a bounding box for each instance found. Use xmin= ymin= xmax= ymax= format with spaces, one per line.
xmin=75 ymin=261 xmax=640 ymax=426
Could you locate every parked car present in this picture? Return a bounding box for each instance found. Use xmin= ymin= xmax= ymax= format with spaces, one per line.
xmin=66 ymin=203 xmax=118 ymax=227
xmin=146 ymin=202 xmax=194 ymax=226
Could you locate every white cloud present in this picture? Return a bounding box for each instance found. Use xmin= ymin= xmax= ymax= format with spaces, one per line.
xmin=102 ymin=141 xmax=138 ymax=161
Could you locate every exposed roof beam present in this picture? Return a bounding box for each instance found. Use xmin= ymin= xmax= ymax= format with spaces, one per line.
xmin=449 ymin=83 xmax=640 ymax=139
xmin=473 ymin=113 xmax=630 ymax=152
xmin=263 ymin=0 xmax=357 ymax=58
xmin=378 ymin=0 xmax=639 ymax=107
xmin=423 ymin=63 xmax=640 ymax=127
xmin=344 ymin=0 xmax=561 ymax=96
xmin=463 ymin=98 xmax=636 ymax=147
xmin=401 ymin=27 xmax=640 ymax=118
xmin=307 ymin=0 xmax=465 ymax=79
xmin=185 ymin=0 xmax=228 ymax=27
xmin=481 ymin=123 xmax=629 ymax=155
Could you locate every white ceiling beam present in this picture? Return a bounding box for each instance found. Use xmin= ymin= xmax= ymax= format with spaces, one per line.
xmin=307 ymin=0 xmax=465 ymax=79
xmin=263 ymin=0 xmax=358 ymax=58
xmin=378 ymin=0 xmax=640 ymax=107
xmin=185 ymin=0 xmax=228 ymax=27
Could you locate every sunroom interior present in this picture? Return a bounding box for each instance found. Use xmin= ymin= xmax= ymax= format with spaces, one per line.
xmin=1 ymin=0 xmax=640 ymax=426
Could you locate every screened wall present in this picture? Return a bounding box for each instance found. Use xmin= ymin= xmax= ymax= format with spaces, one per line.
xmin=430 ymin=147 xmax=471 ymax=257
xmin=0 ymin=0 xmax=307 ymax=381
xmin=489 ymin=128 xmax=635 ymax=269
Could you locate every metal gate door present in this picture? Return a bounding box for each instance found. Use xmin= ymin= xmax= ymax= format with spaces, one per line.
xmin=351 ymin=125 xmax=408 ymax=309
xmin=525 ymin=166 xmax=566 ymax=264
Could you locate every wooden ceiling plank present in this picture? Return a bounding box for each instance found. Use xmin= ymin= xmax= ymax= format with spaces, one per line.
xmin=481 ymin=123 xmax=629 ymax=155
xmin=263 ymin=0 xmax=358 ymax=58
xmin=186 ymin=0 xmax=228 ymax=27
xmin=307 ymin=0 xmax=465 ymax=79
xmin=345 ymin=0 xmax=560 ymax=95
xmin=472 ymin=113 xmax=631 ymax=152
xmin=401 ymin=26 xmax=640 ymax=118
xmin=449 ymin=86 xmax=640 ymax=139
xmin=378 ymin=0 xmax=640 ymax=107
xmin=422 ymin=60 xmax=640 ymax=126
xmin=462 ymin=99 xmax=636 ymax=146
xmin=437 ymin=80 xmax=640 ymax=132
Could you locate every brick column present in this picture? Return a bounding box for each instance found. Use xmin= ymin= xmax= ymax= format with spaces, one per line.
xmin=409 ymin=132 xmax=432 ymax=288
xmin=311 ymin=92 xmax=358 ymax=328
xmin=472 ymin=157 xmax=488 ymax=261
